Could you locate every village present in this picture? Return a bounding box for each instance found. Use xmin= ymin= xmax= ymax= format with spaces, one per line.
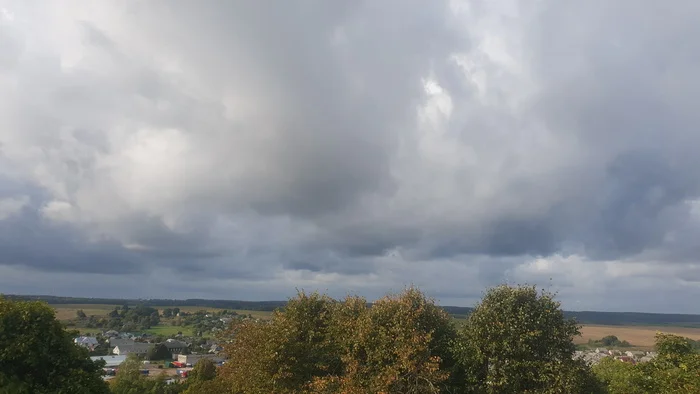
xmin=71 ymin=309 xmax=245 ymax=382
xmin=574 ymin=347 xmax=658 ymax=366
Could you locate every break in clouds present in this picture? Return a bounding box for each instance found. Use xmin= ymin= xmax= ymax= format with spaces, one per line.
xmin=1 ymin=0 xmax=700 ymax=312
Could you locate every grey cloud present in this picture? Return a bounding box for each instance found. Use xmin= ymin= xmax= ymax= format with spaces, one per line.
xmin=1 ymin=0 xmax=700 ymax=311
xmin=0 ymin=205 xmax=142 ymax=275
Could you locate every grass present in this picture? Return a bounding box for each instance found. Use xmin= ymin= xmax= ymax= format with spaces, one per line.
xmin=143 ymin=325 xmax=194 ymax=336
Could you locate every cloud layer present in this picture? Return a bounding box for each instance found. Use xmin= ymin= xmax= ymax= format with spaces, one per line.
xmin=1 ymin=0 xmax=700 ymax=312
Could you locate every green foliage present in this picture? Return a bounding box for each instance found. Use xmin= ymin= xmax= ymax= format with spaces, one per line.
xmin=460 ymin=285 xmax=600 ymax=393
xmin=0 ymin=297 xmax=109 ymax=394
xmin=110 ymin=355 xmax=184 ymax=394
xmin=76 ymin=309 xmax=87 ymax=319
xmin=182 ymin=359 xmax=220 ymax=393
xmin=330 ymin=288 xmax=458 ymax=393
xmin=147 ymin=344 xmax=172 ymax=361
xmin=189 ymin=359 xmax=217 ymax=382
xmin=593 ymin=357 xmax=650 ymax=394
xmin=598 ymin=335 xmax=632 ymax=347
xmin=592 ymin=333 xmax=700 ymax=393
xmin=218 ymin=288 xmax=460 ymax=393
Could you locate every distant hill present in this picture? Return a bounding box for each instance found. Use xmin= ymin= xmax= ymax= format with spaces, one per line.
xmin=5 ymin=294 xmax=700 ymax=327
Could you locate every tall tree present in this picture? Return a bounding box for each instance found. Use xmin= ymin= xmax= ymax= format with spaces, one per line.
xmin=0 ymin=297 xmax=109 ymax=394
xmin=460 ymin=285 xmax=601 ymax=393
xmin=147 ymin=344 xmax=172 ymax=361
xmin=327 ymin=288 xmax=459 ymax=393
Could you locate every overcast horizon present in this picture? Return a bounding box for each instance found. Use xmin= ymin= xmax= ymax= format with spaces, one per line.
xmin=2 ymin=1 xmax=700 ymax=314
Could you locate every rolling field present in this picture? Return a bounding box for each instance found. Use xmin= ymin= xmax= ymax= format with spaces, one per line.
xmin=51 ymin=304 xmax=700 ymax=348
xmin=53 ymin=304 xmax=117 ymax=320
xmin=51 ymin=304 xmax=274 ymax=336
xmin=576 ymin=324 xmax=700 ymax=348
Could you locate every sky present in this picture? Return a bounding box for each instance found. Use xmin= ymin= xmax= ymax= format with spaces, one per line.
xmin=1 ymin=1 xmax=700 ymax=313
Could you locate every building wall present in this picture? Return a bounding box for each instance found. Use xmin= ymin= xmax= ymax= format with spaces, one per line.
xmin=177 ymin=354 xmax=223 ymax=365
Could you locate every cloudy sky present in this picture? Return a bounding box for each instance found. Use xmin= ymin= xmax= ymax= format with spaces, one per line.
xmin=1 ymin=0 xmax=700 ymax=313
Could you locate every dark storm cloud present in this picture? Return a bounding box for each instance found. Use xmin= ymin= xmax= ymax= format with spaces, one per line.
xmin=0 ymin=203 xmax=142 ymax=274
xmin=1 ymin=0 xmax=700 ymax=311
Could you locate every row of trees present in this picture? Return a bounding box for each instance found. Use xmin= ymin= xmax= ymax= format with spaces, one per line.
xmin=213 ymin=285 xmax=599 ymax=393
xmin=3 ymin=286 xmax=700 ymax=393
xmin=588 ymin=335 xmax=632 ymax=348
xmin=74 ymin=304 xmax=160 ymax=331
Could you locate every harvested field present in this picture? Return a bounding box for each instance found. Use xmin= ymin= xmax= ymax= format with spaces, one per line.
xmin=53 ymin=304 xmax=116 ymax=321
xmin=577 ymin=325 xmax=700 ymax=348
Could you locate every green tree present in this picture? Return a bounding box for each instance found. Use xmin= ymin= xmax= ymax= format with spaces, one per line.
xmin=592 ymin=357 xmax=649 ymax=394
xmin=218 ymin=291 xmax=339 ymax=393
xmin=593 ymin=333 xmax=700 ymax=393
xmin=147 ymin=343 xmax=172 ymax=361
xmin=76 ymin=309 xmax=87 ymax=319
xmin=0 ymin=297 xmax=109 ymax=394
xmin=460 ymin=285 xmax=601 ymax=393
xmin=110 ymin=355 xmax=153 ymax=394
xmin=217 ymin=288 xmax=463 ymax=394
xmin=110 ymin=355 xmax=185 ymax=394
xmin=189 ymin=359 xmax=218 ymax=382
xmin=327 ymin=288 xmax=460 ymax=393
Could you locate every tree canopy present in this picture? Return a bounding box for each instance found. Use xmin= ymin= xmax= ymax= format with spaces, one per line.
xmin=147 ymin=344 xmax=172 ymax=361
xmin=593 ymin=333 xmax=700 ymax=393
xmin=214 ymin=285 xmax=603 ymax=393
xmin=460 ymin=285 xmax=601 ymax=393
xmin=0 ymin=297 xmax=109 ymax=394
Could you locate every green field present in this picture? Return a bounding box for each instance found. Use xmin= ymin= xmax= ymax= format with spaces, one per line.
xmin=142 ymin=325 xmax=194 ymax=336
xmin=51 ymin=304 xmax=273 ymax=337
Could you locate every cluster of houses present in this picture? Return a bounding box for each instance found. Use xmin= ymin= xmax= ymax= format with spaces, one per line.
xmin=79 ymin=329 xmax=226 ymax=374
xmin=574 ymin=348 xmax=658 ymax=365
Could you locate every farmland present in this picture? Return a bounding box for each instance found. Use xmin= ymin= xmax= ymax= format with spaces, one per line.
xmin=50 ymin=303 xmax=273 ymax=338
xmin=576 ymin=324 xmax=700 ymax=348
xmin=50 ymin=303 xmax=700 ymax=350
xmin=52 ymin=304 xmax=275 ymax=321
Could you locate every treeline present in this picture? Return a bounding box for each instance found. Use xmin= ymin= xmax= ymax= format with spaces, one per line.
xmin=7 ymin=294 xmax=700 ymax=327
xmin=3 ymin=287 xmax=700 ymax=393
xmin=2 ymin=294 xmax=287 ymax=311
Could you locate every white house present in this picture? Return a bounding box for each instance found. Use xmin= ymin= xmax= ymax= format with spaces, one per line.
xmin=113 ymin=343 xmax=151 ymax=356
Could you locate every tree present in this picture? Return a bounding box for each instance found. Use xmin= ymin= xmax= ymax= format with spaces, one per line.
xmin=110 ymin=355 xmax=153 ymax=394
xmin=217 ymin=288 xmax=463 ymax=394
xmin=76 ymin=309 xmax=87 ymax=319
xmin=460 ymin=285 xmax=601 ymax=393
xmin=327 ymin=288 xmax=460 ymax=393
xmin=592 ymin=357 xmax=649 ymax=394
xmin=188 ymin=359 xmax=217 ymax=382
xmin=0 ymin=297 xmax=110 ymax=394
xmin=218 ymin=291 xmax=339 ymax=393
xmin=593 ymin=333 xmax=700 ymax=393
xmin=147 ymin=344 xmax=172 ymax=361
